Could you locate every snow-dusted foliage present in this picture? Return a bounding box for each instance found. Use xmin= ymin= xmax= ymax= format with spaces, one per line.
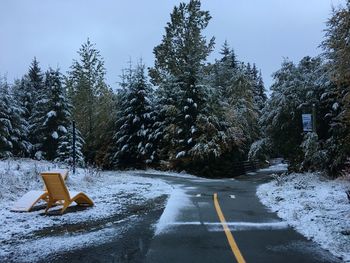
xmin=0 ymin=79 xmax=15 ymax=157
xmin=0 ymin=78 xmax=30 ymax=158
xmin=55 ymin=124 xmax=85 ymax=165
xmin=300 ymin=132 xmax=327 ymax=171
xmin=148 ymin=1 xmax=251 ymax=173
xmin=210 ymin=42 xmax=263 ymax=158
xmin=321 ymin=1 xmax=350 ymax=175
xmin=109 ymin=63 xmax=155 ymax=168
xmin=248 ymin=138 xmax=271 ymax=161
xmin=260 ymin=57 xmax=324 ymax=167
xmin=256 ymin=2 xmax=350 ymax=175
xmin=41 ymin=69 xmax=72 ymax=160
xmin=66 ymin=38 xmax=115 ymax=164
xmin=2 ymin=2 xmax=270 ymax=175
xmin=29 ymin=68 xmax=74 ymax=161
xmin=24 ymin=58 xmax=45 ymax=156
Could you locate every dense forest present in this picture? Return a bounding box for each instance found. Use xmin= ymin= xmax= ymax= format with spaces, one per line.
xmin=0 ymin=0 xmax=349 ymax=177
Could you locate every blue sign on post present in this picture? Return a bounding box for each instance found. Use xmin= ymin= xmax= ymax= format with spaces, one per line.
xmin=302 ymin=114 xmax=312 ymax=132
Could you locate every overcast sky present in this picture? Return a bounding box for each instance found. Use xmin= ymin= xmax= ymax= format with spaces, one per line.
xmin=0 ymin=0 xmax=345 ymax=91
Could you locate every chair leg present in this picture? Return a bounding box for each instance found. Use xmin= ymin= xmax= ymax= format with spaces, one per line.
xmin=45 ymin=199 xmax=55 ymax=214
xmin=61 ymin=201 xmax=71 ymax=214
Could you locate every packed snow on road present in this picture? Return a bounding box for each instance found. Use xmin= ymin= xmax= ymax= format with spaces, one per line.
xmin=257 ymin=170 xmax=350 ymax=262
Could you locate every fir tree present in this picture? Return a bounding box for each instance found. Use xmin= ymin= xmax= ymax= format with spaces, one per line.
xmin=149 ymin=0 xmax=220 ymax=166
xmin=250 ymin=64 xmax=267 ymax=112
xmin=26 ymin=58 xmax=45 ymax=156
xmin=36 ymin=69 xmax=72 ymax=160
xmin=211 ymin=43 xmax=260 ymax=150
xmin=67 ymin=38 xmax=112 ymax=163
xmin=0 ymin=79 xmax=14 ymax=157
xmin=110 ymin=63 xmax=155 ymax=168
xmin=0 ymin=78 xmax=30 ymax=157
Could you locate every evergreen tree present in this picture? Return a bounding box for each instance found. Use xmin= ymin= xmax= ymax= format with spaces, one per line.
xmin=150 ymin=0 xmax=226 ymax=167
xmin=0 ymin=78 xmax=14 ymax=157
xmin=93 ymin=85 xmax=117 ymax=166
xmin=0 ymin=78 xmax=30 ymax=157
xmin=110 ymin=63 xmax=155 ymax=168
xmin=12 ymin=58 xmax=44 ymax=155
xmin=249 ymin=64 xmax=267 ymax=112
xmin=55 ymin=124 xmax=85 ymax=165
xmin=12 ymin=77 xmax=31 ymax=123
xmin=35 ymin=69 xmax=73 ymax=160
xmin=27 ymin=58 xmax=44 ymax=152
xmin=259 ymin=57 xmax=324 ymax=168
xmin=322 ymin=1 xmax=350 ymax=175
xmin=211 ymin=42 xmax=260 ymax=151
xmin=67 ymin=38 xmax=111 ymax=163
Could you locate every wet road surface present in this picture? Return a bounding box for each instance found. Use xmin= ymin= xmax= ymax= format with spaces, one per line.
xmin=48 ymin=170 xmax=343 ymax=263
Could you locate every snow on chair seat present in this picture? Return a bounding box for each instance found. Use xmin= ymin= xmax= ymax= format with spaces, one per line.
xmin=11 ymin=190 xmax=48 ymax=212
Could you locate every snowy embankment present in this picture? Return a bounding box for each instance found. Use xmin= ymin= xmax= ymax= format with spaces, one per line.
xmin=257 ymin=171 xmax=350 ymax=262
xmin=0 ymin=159 xmax=174 ymax=262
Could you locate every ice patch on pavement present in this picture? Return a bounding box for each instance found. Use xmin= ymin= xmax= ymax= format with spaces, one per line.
xmin=257 ymin=172 xmax=350 ymax=262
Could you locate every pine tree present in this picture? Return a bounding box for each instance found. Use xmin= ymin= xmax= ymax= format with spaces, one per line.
xmin=110 ymin=63 xmax=155 ymax=168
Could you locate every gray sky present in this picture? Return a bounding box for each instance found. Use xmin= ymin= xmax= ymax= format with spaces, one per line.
xmin=0 ymin=0 xmax=345 ymax=91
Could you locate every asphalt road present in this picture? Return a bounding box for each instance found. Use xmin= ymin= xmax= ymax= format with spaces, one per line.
xmin=49 ymin=169 xmax=343 ymax=263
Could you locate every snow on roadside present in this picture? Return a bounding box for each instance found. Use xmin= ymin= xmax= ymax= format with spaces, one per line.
xmin=137 ymin=169 xmax=199 ymax=179
xmin=0 ymin=158 xmax=174 ymax=262
xmin=257 ymin=172 xmax=350 ymax=262
xmin=258 ymin=162 xmax=288 ymax=173
xmin=154 ymin=186 xmax=191 ymax=235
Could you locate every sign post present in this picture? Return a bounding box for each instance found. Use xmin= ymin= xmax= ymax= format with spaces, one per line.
xmin=72 ymin=121 xmax=76 ymax=175
xmin=312 ymin=103 xmax=316 ymax=134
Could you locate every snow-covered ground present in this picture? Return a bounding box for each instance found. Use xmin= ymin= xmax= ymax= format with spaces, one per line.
xmin=0 ymin=158 xmax=175 ymax=263
xmin=257 ymin=171 xmax=350 ymax=262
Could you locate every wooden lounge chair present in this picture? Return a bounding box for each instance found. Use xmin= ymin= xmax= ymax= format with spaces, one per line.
xmin=11 ymin=170 xmax=69 ymax=212
xmin=41 ymin=172 xmax=94 ymax=214
xmin=11 ymin=190 xmax=49 ymax=212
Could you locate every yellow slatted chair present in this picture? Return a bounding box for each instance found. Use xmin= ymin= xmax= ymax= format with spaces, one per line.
xmin=41 ymin=172 xmax=94 ymax=214
xmin=11 ymin=170 xmax=69 ymax=212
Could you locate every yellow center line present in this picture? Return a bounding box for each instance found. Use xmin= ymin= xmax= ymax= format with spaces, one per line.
xmin=213 ymin=193 xmax=246 ymax=263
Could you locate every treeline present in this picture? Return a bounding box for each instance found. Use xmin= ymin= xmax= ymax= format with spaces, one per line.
xmin=0 ymin=0 xmax=266 ymax=176
xmin=250 ymin=1 xmax=350 ymax=176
